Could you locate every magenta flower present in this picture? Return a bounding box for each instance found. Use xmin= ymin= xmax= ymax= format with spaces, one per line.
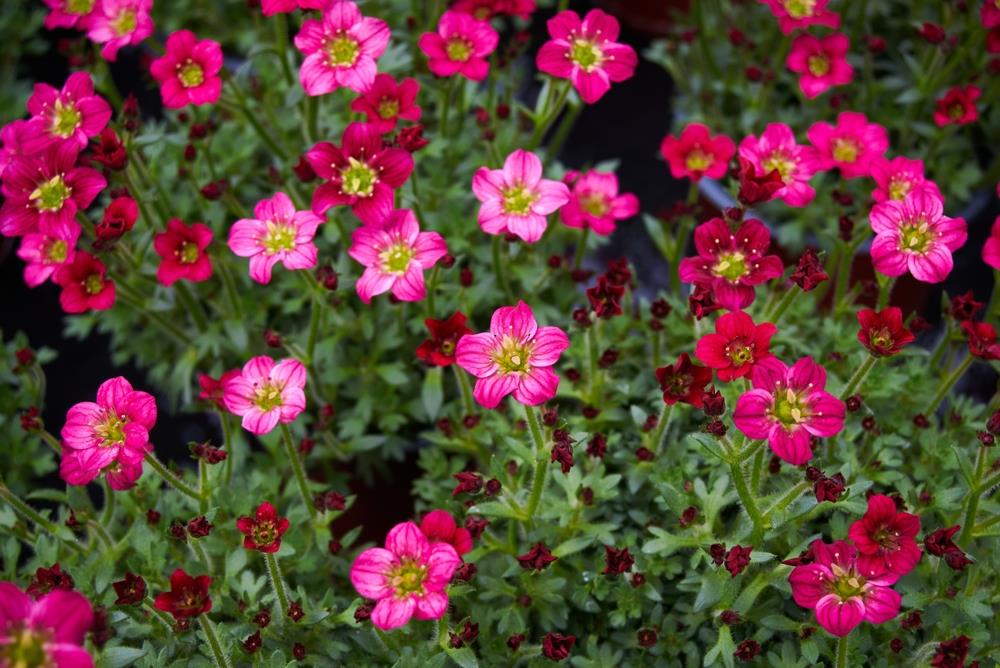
xmin=16 ymin=224 xmax=80 ymax=287
xmin=305 ymin=122 xmax=414 ymax=225
xmin=559 ymin=169 xmax=638 ymax=236
xmin=807 ymin=111 xmax=887 ymax=179
xmin=293 ymin=1 xmax=390 ymax=96
xmin=660 ymin=123 xmax=735 ymax=182
xmin=53 ymin=251 xmax=115 ymax=314
xmin=0 ymin=120 xmax=31 ymax=178
xmin=738 ymin=123 xmax=822 ymax=207
xmin=870 ymin=156 xmax=942 ymax=204
xmin=154 ymin=219 xmax=214 ymax=286
xmin=678 ymin=217 xmax=784 ymax=311
xmin=535 ymin=9 xmax=638 ymax=104
xmin=23 ymin=72 xmax=112 ymax=153
xmin=455 ymin=301 xmax=570 ymax=408
xmin=472 ymin=149 xmax=570 ymax=243
xmin=420 ymin=509 xmax=473 ymax=556
xmin=869 ymin=190 xmax=967 ymax=284
xmin=453 ymin=0 xmax=536 ymax=20
xmin=42 ymin=0 xmax=99 ymax=30
xmin=786 ymin=33 xmax=853 ymax=99
xmin=349 ymin=74 xmax=421 ymax=133
xmin=694 ymin=311 xmax=777 ymax=382
xmin=261 ymin=0 xmax=326 ymax=16
xmin=223 ymin=356 xmax=307 ymax=435
xmin=789 ymin=540 xmax=901 ymax=637
xmin=418 ymin=10 xmax=499 ymax=82
xmin=757 ymin=0 xmax=840 ymax=35
xmin=348 ymin=208 xmax=447 ymax=304
xmin=229 ymin=192 xmax=322 ymax=284
xmin=733 ymin=356 xmax=845 ymax=465
xmin=1 ymin=142 xmax=106 ymax=238
xmin=0 ymin=582 xmax=94 ymax=666
xmin=983 ymin=216 xmax=1000 ymax=271
xmin=87 ymin=0 xmax=154 ymax=62
xmin=847 ymin=494 xmax=922 ymax=581
xmin=59 ymin=376 xmax=156 ymax=489
xmin=150 ymin=30 xmax=224 ymax=109
xmin=350 ymin=521 xmax=461 ymax=630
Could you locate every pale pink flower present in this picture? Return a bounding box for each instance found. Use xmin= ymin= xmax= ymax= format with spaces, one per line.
xmin=758 ymin=0 xmax=841 ymax=35
xmin=17 ymin=224 xmax=80 ymax=287
xmin=786 ymin=33 xmax=853 ymax=99
xmin=559 ymin=169 xmax=638 ymax=236
xmin=60 ymin=376 xmax=157 ymax=489
xmin=789 ymin=540 xmax=901 ymax=637
xmin=228 ymin=192 xmax=322 ymax=284
xmin=535 ymin=9 xmax=638 ymax=104
xmin=348 ymin=208 xmax=447 ymax=303
xmin=807 ymin=111 xmax=888 ymax=179
xmin=0 ymin=582 xmax=94 ymax=667
xmin=350 ymin=521 xmax=461 ymax=630
xmin=43 ymin=0 xmax=99 ymax=31
xmin=149 ymin=30 xmax=224 ymax=109
xmin=983 ymin=216 xmax=1000 ymax=271
xmin=293 ymin=1 xmax=390 ymax=95
xmin=223 ymin=356 xmax=307 ymax=435
xmin=455 ymin=301 xmax=570 ymax=408
xmin=418 ymin=10 xmax=499 ymax=82
xmin=472 ymin=149 xmax=570 ymax=243
xmin=869 ymin=190 xmax=967 ymax=284
xmin=870 ymin=156 xmax=942 ymax=204
xmin=87 ymin=0 xmax=154 ymax=62
xmin=23 ymin=72 xmax=112 ymax=152
xmin=738 ymin=123 xmax=822 ymax=207
xmin=733 ymin=356 xmax=845 ymax=465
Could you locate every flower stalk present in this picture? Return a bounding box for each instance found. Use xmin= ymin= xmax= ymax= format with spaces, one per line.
xmin=523 ymin=405 xmax=549 ymax=523
xmin=840 ymin=354 xmax=878 ymax=400
xmin=198 ymin=615 xmax=233 ymax=668
xmin=145 ymin=453 xmax=203 ymax=503
xmin=264 ymin=552 xmax=290 ymax=618
xmin=280 ymin=424 xmax=318 ymax=521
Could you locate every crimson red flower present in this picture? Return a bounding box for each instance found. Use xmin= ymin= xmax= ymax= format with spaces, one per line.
xmin=198 ymin=369 xmax=241 ymax=409
xmin=949 ymin=291 xmax=984 ymax=321
xmin=790 ymin=248 xmax=829 ymax=291
xmin=655 ymin=353 xmax=713 ymax=407
xmin=689 ymin=284 xmax=722 ymax=320
xmin=395 ymin=124 xmax=429 ymax=152
xmin=186 ymin=516 xmax=214 ymax=538
xmin=349 ymin=73 xmax=421 ymax=133
xmin=153 ymin=218 xmax=214 ymax=286
xmin=847 ymin=494 xmax=921 ymax=580
xmin=53 ymin=251 xmax=115 ymax=314
xmin=91 ymin=128 xmax=128 ymax=171
xmin=419 ymin=509 xmax=473 ymax=556
xmin=734 ymin=639 xmax=762 ymax=662
xmin=154 ymin=569 xmax=212 ymax=620
xmin=94 ymin=196 xmax=138 ymax=245
xmin=923 ymin=525 xmax=968 ymax=567
xmin=917 ymin=22 xmax=946 ymax=43
xmin=517 ymin=542 xmax=558 ymax=571
xmin=416 ymin=312 xmax=471 ymax=366
xmin=112 ymin=572 xmax=147 ymax=605
xmin=602 ymin=546 xmax=634 ymax=576
xmin=934 ymin=85 xmax=980 ymax=126
xmin=962 ymin=321 xmax=1000 ymax=360
xmin=931 ymin=635 xmax=971 ymax=668
xmin=857 ymin=307 xmax=915 ymax=357
xmin=694 ymin=311 xmax=776 ymax=382
xmin=542 ymin=632 xmax=575 ymax=661
xmin=26 ymin=563 xmax=74 ymax=599
xmin=586 ymin=275 xmax=625 ymax=319
xmin=724 ymin=545 xmax=752 ymax=577
xmin=236 ymin=502 xmax=290 ymax=553
xmin=736 ymin=156 xmax=784 ymax=206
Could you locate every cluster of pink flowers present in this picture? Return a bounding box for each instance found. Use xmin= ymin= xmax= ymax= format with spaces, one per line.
xmin=43 ymin=0 xmax=154 ymax=61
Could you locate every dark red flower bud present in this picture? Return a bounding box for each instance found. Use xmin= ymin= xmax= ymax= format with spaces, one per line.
xmin=917 ymin=22 xmax=946 ymax=44
xmin=724 ymin=545 xmax=752 ymax=577
xmin=542 ymin=632 xmax=575 ymax=661
xmin=112 ymin=572 xmax=146 ymax=606
xmin=186 ymin=516 xmax=213 ymax=538
xmin=396 ymin=125 xmax=430 ymax=152
xmin=737 ymin=157 xmax=784 ymax=206
xmin=845 ymin=394 xmax=862 ymax=411
xmin=603 ymin=546 xmax=634 ymax=576
xmin=507 ymin=634 xmax=525 ymax=651
xmin=932 ymin=636 xmax=971 ymax=668
xmin=734 ymin=639 xmax=761 ymax=662
xmin=900 ymin=610 xmax=922 ymax=630
xmin=459 ymin=265 xmax=474 ymax=287
xmin=709 ymin=543 xmax=726 ymax=566
xmin=19 ymin=406 xmax=41 ymax=432
xmin=702 ymin=387 xmax=726 ymax=416
xmin=745 ymin=65 xmax=763 ymax=82
xmin=287 ymin=601 xmax=304 ymax=622
xmin=679 ymin=506 xmax=698 ymax=527
xmin=252 ymin=609 xmax=271 ymax=628
xmin=635 ymin=446 xmax=654 ymax=461
xmin=637 ymin=628 xmax=658 ymax=648
xmin=790 ymin=248 xmax=829 ymax=292
xmin=586 ymin=433 xmax=607 ymax=458
xmin=452 ymin=471 xmax=483 ymax=496
xmin=580 ymin=487 xmax=594 ymax=505
xmin=292 ymin=643 xmax=305 ymax=660
xmin=517 ymin=542 xmax=558 ymax=571
xmin=464 ymin=516 xmax=489 ymax=539
xmin=354 ymin=601 xmax=374 ymax=622
xmin=454 ymin=562 xmax=477 ymax=582
xmin=146 ymin=509 xmax=161 ymax=525
xmin=484 ymin=478 xmax=502 ymax=496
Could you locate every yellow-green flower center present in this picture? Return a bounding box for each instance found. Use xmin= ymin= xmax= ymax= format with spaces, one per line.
xmin=178 ymin=60 xmax=204 ymax=88
xmin=84 ymin=273 xmax=104 ymax=295
xmin=888 ymin=177 xmax=911 ymax=201
xmin=831 ymin=138 xmax=859 ymax=163
xmin=262 ymin=221 xmax=297 ymax=255
xmin=807 ymin=55 xmax=830 ymax=77
xmin=580 ymin=192 xmax=609 ymax=217
xmin=252 ymin=521 xmax=277 ymax=547
xmin=501 ymin=184 xmax=538 ymax=216
xmin=253 ymin=382 xmax=284 ymax=412
xmin=379 ymin=241 xmax=415 ymax=275
xmin=178 ymin=241 xmax=199 ymax=264
xmin=67 ymin=0 xmax=95 ymax=13
xmin=112 ymin=8 xmax=137 ymax=36
xmin=341 ymin=157 xmax=377 ymax=197
xmin=29 ymin=175 xmax=71 ymax=213
xmin=0 ymin=627 xmax=51 ymax=668
xmin=494 ymin=337 xmax=533 ymax=375
xmin=771 ymin=387 xmax=808 ymax=429
xmin=45 ymin=239 xmax=69 ymax=264
xmin=727 ymin=343 xmax=754 ymax=365
xmin=783 ymin=0 xmax=817 ymax=18
xmin=377 ymin=97 xmax=399 ymax=120
xmin=569 ymin=38 xmax=603 ymax=71
xmin=829 ymin=563 xmax=866 ymax=599
xmin=446 ymin=38 xmax=473 ymax=62
xmin=898 ymin=218 xmax=934 ymax=255
xmin=96 ymin=412 xmax=127 ymax=446
xmin=326 ymin=32 xmax=360 ymax=67
xmin=389 ymin=558 xmax=428 ymax=598
xmin=711 ymin=251 xmax=748 ymax=283
xmin=52 ymin=100 xmax=82 ymax=137
xmin=762 ymin=151 xmax=795 ymax=183
xmin=684 ymin=148 xmax=713 ymax=172
xmin=869 ymin=326 xmax=893 ymax=351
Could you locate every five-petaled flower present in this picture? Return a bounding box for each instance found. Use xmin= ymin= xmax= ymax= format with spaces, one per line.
xmin=419 ymin=509 xmax=473 ymax=556
xmin=150 ymin=30 xmax=224 ymax=109
xmin=222 ymin=356 xmax=308 ymax=435
xmin=416 ymin=312 xmax=472 ymax=367
xmin=23 ymin=72 xmax=112 ymax=153
xmin=758 ymin=0 xmax=841 ymax=35
xmin=857 ymin=307 xmax=915 ymax=357
xmin=87 ymin=0 xmax=154 ymax=62
xmin=419 ymin=10 xmax=499 ymax=82
xmin=349 ymin=74 xmax=422 ymax=133
xmin=847 ymin=494 xmax=921 ymax=580
xmin=786 ymin=33 xmax=853 ymax=99
xmin=655 ymin=353 xmax=713 ymax=408
xmin=229 ymin=192 xmax=323 ymax=284
xmin=154 ymin=569 xmax=212 ymax=620
xmin=559 ymin=169 xmax=639 ymax=235
xmin=660 ymin=123 xmax=735 ymax=182
xmin=808 ymin=111 xmax=888 ymax=179
xmin=236 ymin=501 xmax=291 ymax=553
xmin=155 ymin=219 xmax=214 ymax=286
xmin=738 ymin=123 xmax=822 ymax=207
xmin=695 ymin=311 xmax=777 ymax=382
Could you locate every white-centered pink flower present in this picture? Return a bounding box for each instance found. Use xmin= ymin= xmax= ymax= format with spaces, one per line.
xmin=738 ymin=123 xmax=822 ymax=207
xmin=348 ymin=208 xmax=447 ymax=303
xmin=455 ymin=301 xmax=570 ymax=408
xmin=559 ymin=169 xmax=638 ymax=236
xmin=869 ymin=190 xmax=967 ymax=284
xmin=223 ymin=356 xmax=307 ymax=435
xmin=472 ymin=149 xmax=570 ymax=244
xmin=228 ymin=192 xmax=322 ymax=284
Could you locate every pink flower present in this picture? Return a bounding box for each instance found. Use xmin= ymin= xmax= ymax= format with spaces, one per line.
xmin=305 ymin=122 xmax=413 ymax=225
xmin=678 ymin=217 xmax=784 ymax=311
xmin=0 ymin=120 xmax=31 ymax=178
xmin=738 ymin=123 xmax=822 ymax=207
xmin=349 ymin=74 xmax=421 ymax=133
xmin=847 ymin=494 xmax=922 ymax=581
xmin=733 ymin=356 xmax=845 ymax=465
xmin=420 ymin=509 xmax=473 ymax=556
xmin=348 ymin=208 xmax=447 ymax=303
xmin=223 ymin=356 xmax=307 ymax=435
xmin=983 ymin=216 xmax=1000 ymax=271
xmin=559 ymin=169 xmax=638 ymax=236
xmin=789 ymin=539 xmax=901 ymax=637
xmin=0 ymin=582 xmax=94 ymax=667
xmin=472 ymin=149 xmax=570 ymax=243
xmin=535 ymin=9 xmax=637 ymax=103
xmin=757 ymin=0 xmax=840 ymax=35
xmin=418 ymin=10 xmax=498 ymax=82
xmin=59 ymin=376 xmax=156 ymax=489
xmin=984 ymin=1 xmax=1000 ymax=29
xmin=350 ymin=521 xmax=461 ymax=630
xmin=53 ymin=251 xmax=116 ymax=314
xmin=87 ymin=0 xmax=154 ymax=62
xmin=807 ymin=111 xmax=888 ymax=179
xmin=229 ymin=192 xmax=322 ymax=284
xmin=23 ymin=72 xmax=112 ymax=153
xmin=17 ymin=224 xmax=80 ymax=287
xmin=933 ymin=85 xmax=981 ymax=126
xmin=870 ymin=156 xmax=942 ymax=204
xmin=154 ymin=219 xmax=214 ymax=286
xmin=660 ymin=123 xmax=735 ymax=182
xmin=452 ymin=0 xmax=536 ymax=20
xmin=786 ymin=33 xmax=853 ymax=99
xmin=43 ymin=0 xmax=99 ymax=30
xmin=1 ymin=142 xmax=105 ymax=238
xmin=869 ymin=190 xmax=967 ymax=284
xmin=455 ymin=301 xmax=570 ymax=408
xmin=150 ymin=30 xmax=224 ymax=109
xmin=261 ymin=0 xmax=327 ymax=16
xmin=694 ymin=311 xmax=777 ymax=382
xmin=293 ymin=1 xmax=390 ymax=95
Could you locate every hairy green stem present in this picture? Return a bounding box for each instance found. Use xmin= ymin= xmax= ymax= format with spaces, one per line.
xmin=729 ymin=460 xmax=767 ymax=539
xmin=650 ymin=403 xmax=674 ymax=456
xmin=264 ymin=552 xmax=290 ymax=618
xmin=0 ymin=482 xmax=84 ymax=553
xmin=923 ymin=354 xmax=974 ymax=416
xmin=959 ymin=446 xmax=989 ymax=545
xmin=280 ymin=424 xmax=318 ymax=521
xmin=198 ymin=615 xmax=233 ymax=668
xmin=523 ymin=406 xmax=549 ymax=523
xmin=836 ymin=634 xmax=848 ymax=668
xmin=453 ymin=365 xmax=476 ymax=417
xmin=145 ymin=452 xmax=202 ymax=502
xmin=840 ymin=354 xmax=878 ymax=400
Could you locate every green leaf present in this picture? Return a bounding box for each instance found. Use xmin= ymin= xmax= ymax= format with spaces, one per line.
xmin=552 ymin=535 xmax=594 ymax=558
xmin=376 ymin=363 xmax=408 ymax=386
xmin=445 ymin=646 xmax=479 ymax=668
xmin=100 ymin=646 xmax=148 ymax=668
xmin=422 ymin=368 xmax=444 ymax=421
